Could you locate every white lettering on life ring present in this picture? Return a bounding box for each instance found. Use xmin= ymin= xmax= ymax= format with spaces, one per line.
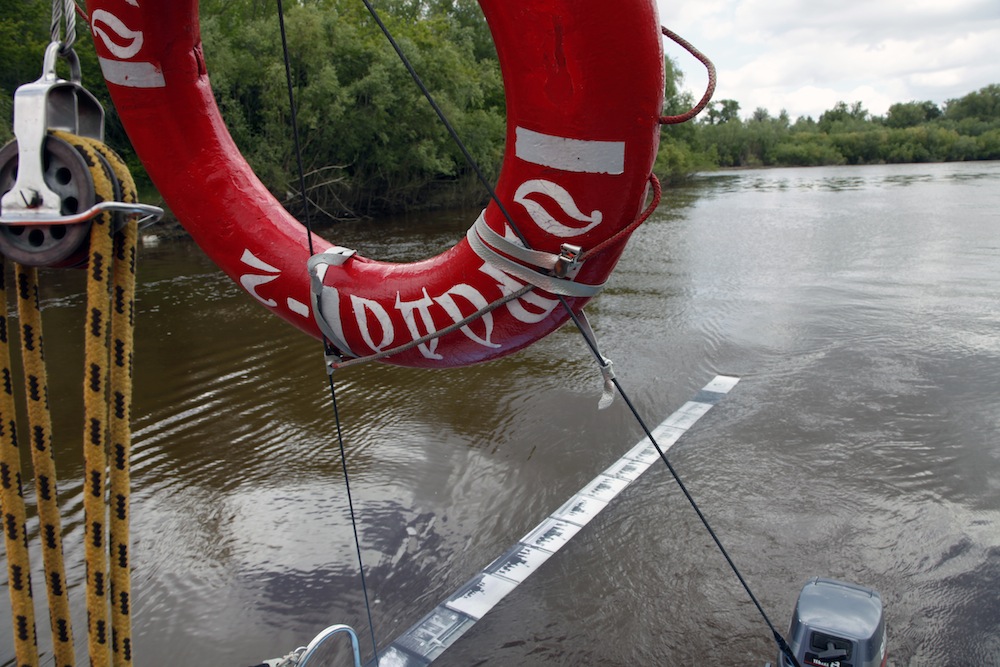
xmin=92 ymin=8 xmax=166 ymax=88
xmin=514 ymin=179 xmax=603 ymax=238
xmin=97 ymin=58 xmax=165 ymax=88
xmin=92 ymin=10 xmax=144 ymax=59
xmin=286 ymin=298 xmax=310 ymax=318
xmin=351 ymin=295 xmax=394 ymax=352
xmin=239 ymin=249 xmax=280 ymax=308
xmin=324 ymin=259 xmax=559 ymax=359
xmin=434 ymin=283 xmax=500 ymax=350
xmin=477 ymin=261 xmax=558 ymax=324
xmin=396 ymin=288 xmax=443 ymax=359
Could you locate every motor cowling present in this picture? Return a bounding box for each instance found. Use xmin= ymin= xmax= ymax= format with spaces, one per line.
xmin=778 ymin=578 xmax=887 ymax=667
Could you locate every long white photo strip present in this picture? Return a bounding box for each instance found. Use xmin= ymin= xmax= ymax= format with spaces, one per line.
xmin=372 ymin=374 xmax=741 ymax=667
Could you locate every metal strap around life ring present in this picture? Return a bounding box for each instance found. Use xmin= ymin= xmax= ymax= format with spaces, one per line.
xmin=308 ymin=248 xmax=534 ymax=369
xmin=307 ymin=210 xmax=605 ymax=367
xmin=466 ymin=212 xmax=606 ymax=298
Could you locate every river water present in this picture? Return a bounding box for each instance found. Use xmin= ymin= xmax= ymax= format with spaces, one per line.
xmin=2 ymin=161 xmax=999 ymax=666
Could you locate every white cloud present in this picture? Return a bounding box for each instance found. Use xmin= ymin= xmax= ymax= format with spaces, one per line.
xmin=657 ymin=0 xmax=1000 ymax=120
xmin=910 ymin=68 xmax=969 ymax=89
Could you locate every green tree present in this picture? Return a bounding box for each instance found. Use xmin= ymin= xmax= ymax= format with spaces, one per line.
xmin=976 ymin=129 xmax=1000 ymax=159
xmin=746 ymin=109 xmax=792 ymax=165
xmin=943 ymin=84 xmax=1000 ymax=122
xmin=0 ymin=0 xmax=51 ymax=97
xmin=818 ymin=101 xmax=869 ymax=133
xmin=773 ymin=134 xmax=845 ymax=166
xmin=885 ymin=100 xmax=941 ymax=128
xmin=831 ymin=129 xmax=888 ymax=164
xmin=654 ymin=55 xmax=715 ymax=182
xmin=200 ymin=0 xmax=505 ymax=216
xmin=704 ymin=98 xmax=740 ymax=125
xmin=0 ymin=90 xmax=11 ymax=145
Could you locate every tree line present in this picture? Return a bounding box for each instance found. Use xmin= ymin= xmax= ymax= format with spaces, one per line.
xmin=2 ymin=0 xmax=999 ymax=220
xmin=661 ymin=85 xmax=1000 ymax=178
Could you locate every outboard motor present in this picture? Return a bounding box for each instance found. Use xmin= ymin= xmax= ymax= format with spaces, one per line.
xmin=772 ymin=577 xmax=887 ymax=667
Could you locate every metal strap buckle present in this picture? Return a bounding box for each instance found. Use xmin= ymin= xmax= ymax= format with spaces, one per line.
xmin=554 ymin=243 xmax=583 ymax=278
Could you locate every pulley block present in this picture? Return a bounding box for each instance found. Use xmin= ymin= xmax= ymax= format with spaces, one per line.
xmin=0 ymin=41 xmax=162 ymax=267
xmin=0 ymin=134 xmax=96 ymax=267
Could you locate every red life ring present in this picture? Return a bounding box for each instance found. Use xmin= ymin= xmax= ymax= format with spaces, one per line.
xmin=85 ymin=0 xmax=664 ymax=367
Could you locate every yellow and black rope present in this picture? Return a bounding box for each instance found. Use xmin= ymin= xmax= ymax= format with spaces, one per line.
xmin=14 ymin=258 xmax=76 ymax=667
xmin=0 ymin=260 xmax=40 ymax=667
xmin=1 ymin=130 xmax=140 ymax=667
xmin=56 ymin=130 xmax=117 ymax=667
xmin=87 ymin=137 xmax=139 ymax=667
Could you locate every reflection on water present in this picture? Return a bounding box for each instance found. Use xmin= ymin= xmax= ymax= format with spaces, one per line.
xmin=2 ymin=161 xmax=999 ymax=666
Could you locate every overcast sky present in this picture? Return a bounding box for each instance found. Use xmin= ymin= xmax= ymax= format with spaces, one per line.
xmin=656 ymin=0 xmax=1000 ymax=121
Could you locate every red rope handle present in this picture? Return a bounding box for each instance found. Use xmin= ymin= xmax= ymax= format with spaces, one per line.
xmin=660 ymin=26 xmax=717 ymax=125
xmin=581 ymin=173 xmax=661 ymax=261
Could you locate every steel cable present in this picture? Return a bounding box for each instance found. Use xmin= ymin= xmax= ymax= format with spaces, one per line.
xmin=275 ymin=1 xmax=381 ymax=664
xmin=276 ymin=3 xmax=798 ymax=665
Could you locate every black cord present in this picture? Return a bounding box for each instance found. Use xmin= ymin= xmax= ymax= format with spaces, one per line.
xmin=284 ymin=2 xmax=800 ymax=665
xmin=557 ymin=296 xmax=800 ymax=667
xmin=356 ymin=0 xmax=530 ymax=247
xmin=276 ymin=1 xmax=379 ymax=663
xmin=276 ymin=0 xmax=316 ymax=257
xmin=328 ymin=378 xmax=381 ymax=666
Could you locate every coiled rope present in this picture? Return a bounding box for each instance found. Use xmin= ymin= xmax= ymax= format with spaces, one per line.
xmin=0 ymin=265 xmax=36 ymax=663
xmin=63 ymin=130 xmax=140 ymax=667
xmin=0 ymin=131 xmax=139 ymax=667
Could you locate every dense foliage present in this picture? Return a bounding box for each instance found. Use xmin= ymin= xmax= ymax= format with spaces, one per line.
xmin=2 ymin=0 xmax=999 ymax=218
xmin=197 ymin=0 xmax=504 ymax=217
xmin=665 ymin=87 xmax=1000 ymax=172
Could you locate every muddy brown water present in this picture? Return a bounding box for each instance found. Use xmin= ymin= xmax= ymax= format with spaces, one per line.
xmin=2 ymin=161 xmax=999 ymax=666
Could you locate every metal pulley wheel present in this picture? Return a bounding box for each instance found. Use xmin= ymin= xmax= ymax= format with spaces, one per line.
xmin=0 ymin=134 xmax=96 ymax=267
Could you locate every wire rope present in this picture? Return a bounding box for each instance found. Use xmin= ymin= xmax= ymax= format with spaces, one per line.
xmin=277 ymin=2 xmax=800 ymax=665
xmin=50 ymin=0 xmax=77 ymax=54
xmin=556 ymin=296 xmax=801 ymax=667
xmin=275 ymin=2 xmax=380 ymax=664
